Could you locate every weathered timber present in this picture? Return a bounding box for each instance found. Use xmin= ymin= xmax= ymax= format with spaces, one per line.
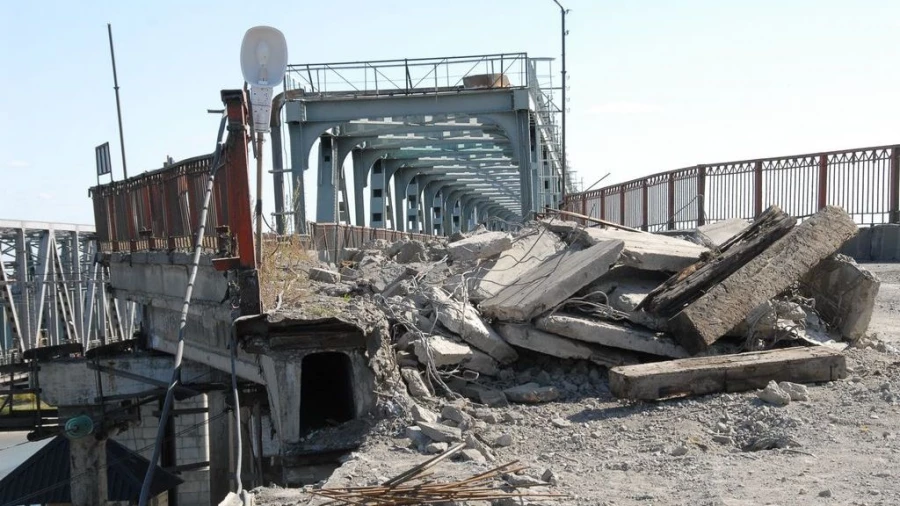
xmin=638 ymin=206 xmax=797 ymax=316
xmin=669 ymin=206 xmax=858 ymax=353
xmin=609 ymin=346 xmax=847 ymax=401
xmin=495 ymin=323 xmax=643 ymax=368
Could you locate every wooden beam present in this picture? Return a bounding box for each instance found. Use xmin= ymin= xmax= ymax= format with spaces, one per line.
xmin=609 ymin=347 xmax=847 ymax=401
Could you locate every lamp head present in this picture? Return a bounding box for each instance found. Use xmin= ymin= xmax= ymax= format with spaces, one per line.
xmin=240 ymin=26 xmax=287 ymax=86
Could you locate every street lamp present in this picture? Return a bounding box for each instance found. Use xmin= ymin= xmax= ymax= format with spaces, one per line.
xmin=552 ymin=1 xmax=569 ymax=207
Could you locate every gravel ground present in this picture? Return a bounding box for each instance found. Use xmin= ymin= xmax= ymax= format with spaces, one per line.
xmin=255 ymin=263 xmax=900 ymax=506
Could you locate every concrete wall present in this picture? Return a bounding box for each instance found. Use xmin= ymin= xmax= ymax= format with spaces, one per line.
xmin=839 ymin=224 xmax=900 ymax=262
xmin=114 ymin=395 xmax=211 ymax=506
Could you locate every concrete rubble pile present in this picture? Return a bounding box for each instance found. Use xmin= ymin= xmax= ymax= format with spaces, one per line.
xmin=301 ymin=205 xmax=879 ymax=461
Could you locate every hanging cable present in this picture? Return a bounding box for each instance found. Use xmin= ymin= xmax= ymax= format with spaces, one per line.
xmin=138 ymin=112 xmax=229 ymax=506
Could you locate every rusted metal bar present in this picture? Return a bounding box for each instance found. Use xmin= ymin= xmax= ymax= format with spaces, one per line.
xmin=818 ymin=154 xmax=828 ymax=210
xmin=222 ymin=89 xmax=256 ymax=269
xmin=891 ymin=146 xmax=900 ymax=223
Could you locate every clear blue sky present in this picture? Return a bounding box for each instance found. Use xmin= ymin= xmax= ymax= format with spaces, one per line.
xmin=2 ymin=0 xmax=898 ymax=225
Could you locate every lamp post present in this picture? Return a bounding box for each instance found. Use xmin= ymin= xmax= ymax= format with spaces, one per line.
xmin=552 ymin=1 xmax=568 ymax=207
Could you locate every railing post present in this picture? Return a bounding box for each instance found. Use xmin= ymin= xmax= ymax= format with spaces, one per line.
xmin=641 ymin=180 xmax=649 ymax=231
xmin=696 ymin=165 xmax=706 ymax=227
xmin=581 ymin=194 xmax=587 ymax=217
xmin=618 ymin=187 xmax=626 ymax=226
xmin=667 ymin=173 xmax=676 ymax=230
xmin=890 ymin=146 xmax=900 ymax=223
xmin=754 ymin=161 xmax=764 ymax=218
xmin=818 ymin=154 xmax=828 ymax=210
xmin=600 ymin=193 xmax=606 ymax=221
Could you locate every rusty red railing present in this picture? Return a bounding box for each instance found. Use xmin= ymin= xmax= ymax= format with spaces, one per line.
xmin=564 ymin=144 xmax=900 ymax=230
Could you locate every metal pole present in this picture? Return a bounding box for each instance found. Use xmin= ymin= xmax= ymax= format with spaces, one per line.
xmin=553 ymin=1 xmax=568 ymax=206
xmin=255 ymin=132 xmax=264 ymax=263
xmin=107 ymin=23 xmax=128 ymax=179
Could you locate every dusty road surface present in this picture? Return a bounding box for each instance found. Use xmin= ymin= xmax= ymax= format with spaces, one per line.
xmin=255 ymin=263 xmax=900 ymax=506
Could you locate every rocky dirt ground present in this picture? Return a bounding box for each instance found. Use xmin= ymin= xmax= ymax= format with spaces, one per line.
xmin=254 ymin=264 xmax=900 ymax=506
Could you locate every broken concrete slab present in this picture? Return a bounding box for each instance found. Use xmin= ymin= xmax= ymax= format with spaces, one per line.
xmin=480 ymin=239 xmax=625 ymax=322
xmin=411 ymin=404 xmax=438 ymax=424
xmin=581 ymin=228 xmax=708 ymax=272
xmin=495 ymin=323 xmax=644 ymax=368
xmin=469 ymin=229 xmax=563 ymax=301
xmin=413 ymin=335 xmax=474 ymax=367
xmin=461 ymin=349 xmax=500 ymax=376
xmin=609 ymin=346 xmax=847 ymax=401
xmin=583 ymin=266 xmax=669 ymax=313
xmin=400 ymin=367 xmax=432 ymax=399
xmin=426 ymin=287 xmax=518 ymax=364
xmin=394 ymin=240 xmax=429 ymax=264
xmin=417 ymin=421 xmax=463 ymax=442
xmin=535 ymin=314 xmax=689 ymax=358
xmin=503 ymin=383 xmax=560 ymax=403
xmin=801 ymin=254 xmax=881 ymax=342
xmin=695 ymin=219 xmax=751 ymax=248
xmin=308 ymin=267 xmax=341 ymax=283
xmin=669 ymin=206 xmax=859 ymax=353
xmin=447 ymin=231 xmax=512 ymax=262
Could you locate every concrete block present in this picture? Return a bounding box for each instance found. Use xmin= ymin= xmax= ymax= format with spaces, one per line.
xmin=480 ymin=239 xmax=625 ymax=322
xmin=670 ymin=206 xmax=859 ymax=353
xmin=426 ymin=287 xmax=518 ymax=364
xmin=802 ymin=254 xmax=881 ymax=341
xmin=400 ymin=367 xmax=432 ymax=399
xmin=469 ymin=229 xmax=563 ymax=301
xmin=418 ymin=421 xmax=463 ymax=442
xmin=496 ymin=323 xmax=643 ymax=368
xmin=696 ymin=219 xmax=751 ymax=247
xmin=447 ymin=231 xmax=512 ymax=262
xmin=413 ymin=335 xmax=474 ymax=367
xmin=308 ymin=267 xmax=341 ymax=283
xmin=411 ymin=404 xmax=438 ymax=424
xmin=461 ymin=349 xmax=500 ymax=376
xmin=536 ymin=314 xmax=689 ymax=358
xmin=582 ymin=228 xmax=707 ymax=272
xmin=870 ymin=224 xmax=900 ymax=261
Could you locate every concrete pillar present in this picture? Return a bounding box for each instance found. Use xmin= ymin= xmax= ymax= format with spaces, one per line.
xmin=369 ymin=160 xmax=387 ymax=228
xmin=69 ymin=434 xmax=108 ymax=506
xmin=259 ymin=355 xmax=301 ymax=457
xmin=406 ymin=176 xmax=420 ymax=233
xmin=316 ymin=135 xmax=339 ymax=223
xmin=207 ymin=390 xmax=231 ymax=506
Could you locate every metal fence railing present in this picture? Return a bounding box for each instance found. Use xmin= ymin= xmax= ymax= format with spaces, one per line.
xmin=564 ymin=144 xmax=900 ymax=230
xmin=284 ymin=53 xmax=529 ymax=98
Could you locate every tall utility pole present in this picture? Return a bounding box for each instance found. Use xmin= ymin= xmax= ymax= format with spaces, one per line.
xmin=107 ymin=23 xmax=128 ymax=179
xmin=552 ymin=1 xmax=568 ymax=206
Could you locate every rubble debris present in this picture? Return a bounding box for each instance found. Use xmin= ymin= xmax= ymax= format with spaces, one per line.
xmin=608 ymin=347 xmax=847 ymax=401
xmin=461 ymin=349 xmax=500 ymax=376
xmin=411 ymin=404 xmax=438 ymax=424
xmin=494 ymin=434 xmax=514 ymax=447
xmin=757 ymin=380 xmax=792 ymax=406
xmin=394 ymin=240 xmax=429 ymax=263
xmin=405 ymin=426 xmax=429 ymax=448
xmin=480 ymin=239 xmax=624 ymax=322
xmin=425 ymin=442 xmax=448 ymax=454
xmin=478 ymin=388 xmax=509 ymax=407
xmin=535 ymin=313 xmax=689 ymax=358
xmin=447 ymin=231 xmax=512 ymax=262
xmin=426 ymin=287 xmax=518 ymax=364
xmin=693 ymin=218 xmax=752 ymax=248
xmin=581 ymin=227 xmax=709 ymax=272
xmin=308 ymin=267 xmax=341 ymax=283
xmin=801 ymin=254 xmax=881 ymax=342
xmin=459 ymin=448 xmax=487 ymax=463
xmin=639 ymin=206 xmax=798 ymax=317
xmin=496 ymin=323 xmax=643 ymax=368
xmin=400 ymin=368 xmax=432 ymax=399
xmin=503 ymin=383 xmax=560 ymax=403
xmin=668 ymin=206 xmax=858 ymax=352
xmin=469 ymin=228 xmax=563 ymax=301
xmin=582 ymin=266 xmax=669 ymax=313
xmin=779 ymin=381 xmax=810 ymax=401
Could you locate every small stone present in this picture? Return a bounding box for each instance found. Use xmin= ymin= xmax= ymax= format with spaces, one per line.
xmin=465 ymin=434 xmax=496 ymax=462
xmin=541 ymin=469 xmax=559 ymax=486
xmin=778 ymin=381 xmax=810 ymax=401
xmin=504 ymin=474 xmax=546 ymax=487
xmin=870 ymin=413 xmax=880 ymax=419
xmin=473 ymin=410 xmax=504 ymax=424
xmin=442 ymin=405 xmax=471 ymax=424
xmin=712 ymin=435 xmax=733 ymax=445
xmin=818 ymin=489 xmax=832 ymax=498
xmin=504 ymin=412 xmax=525 ymax=423
xmin=551 ymin=417 xmax=572 ymax=428
xmin=758 ymin=380 xmax=792 ymax=406
xmin=400 ymin=368 xmax=432 ymax=399
xmin=308 ymin=267 xmax=341 ymax=283
xmin=479 ymin=389 xmax=509 ymax=407
xmin=460 ymin=448 xmax=487 ymax=463
xmin=670 ymin=445 xmax=689 ymax=456
xmin=411 ymin=404 xmax=438 ymax=424
xmin=591 ymin=431 xmax=603 ymax=439
xmin=417 ymin=421 xmax=462 ymax=442
xmin=494 ymin=434 xmax=514 ymax=447
xmin=404 ymin=426 xmax=428 ymax=447
xmin=503 ymin=383 xmax=560 ymax=404
xmin=716 ymin=422 xmax=729 ymax=432
xmin=425 ymin=442 xmax=448 ymax=454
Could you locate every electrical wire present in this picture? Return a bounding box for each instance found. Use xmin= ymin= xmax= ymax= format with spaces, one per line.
xmin=138 ymin=112 xmax=228 ymax=506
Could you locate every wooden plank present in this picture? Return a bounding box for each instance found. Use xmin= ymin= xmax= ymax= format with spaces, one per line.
xmin=669 ymin=206 xmax=858 ymax=353
xmin=638 ymin=205 xmax=796 ymax=316
xmin=609 ymin=346 xmax=847 ymax=401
